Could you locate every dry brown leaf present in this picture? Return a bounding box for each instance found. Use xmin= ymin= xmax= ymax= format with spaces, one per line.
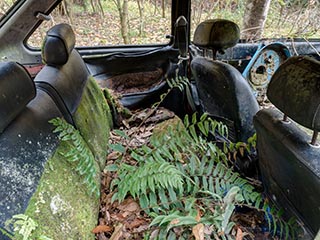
xmin=170 ymin=218 xmax=180 ymax=225
xmin=97 ymin=232 xmax=108 ymax=240
xmin=203 ymin=225 xmax=214 ymax=235
xmin=192 ymin=223 xmax=205 ymax=240
xmin=92 ymin=225 xmax=113 ymax=234
xmin=110 ymin=223 xmax=124 ymax=240
xmin=107 ymin=151 xmax=121 ymax=160
xmin=111 ymin=213 xmax=126 ymax=221
xmin=236 ymin=227 xmax=243 ymax=240
xmin=122 ymin=119 xmax=130 ymax=129
xmin=117 ymin=198 xmax=140 ymax=212
xmin=127 ymin=218 xmax=148 ymax=229
xmin=195 ymin=209 xmax=201 ymax=222
xmin=140 ymin=131 xmax=152 ymax=138
xmin=132 ymin=223 xmax=150 ymax=233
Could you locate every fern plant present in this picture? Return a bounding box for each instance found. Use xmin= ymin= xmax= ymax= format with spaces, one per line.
xmin=3 ymin=214 xmax=53 ymax=240
xmin=107 ymin=113 xmax=299 ymax=239
xmin=49 ymin=118 xmax=100 ymax=197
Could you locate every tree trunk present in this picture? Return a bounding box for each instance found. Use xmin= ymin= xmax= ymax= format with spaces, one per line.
xmin=73 ymin=0 xmax=86 ymax=10
xmin=90 ymin=0 xmax=104 ymax=16
xmin=115 ymin=0 xmax=130 ymax=44
xmin=90 ymin=0 xmax=96 ymax=13
xmin=137 ymin=0 xmax=145 ymax=36
xmin=154 ymin=0 xmax=158 ymax=15
xmin=97 ymin=0 xmax=105 ymax=17
xmin=161 ymin=0 xmax=165 ymax=18
xmin=242 ymin=0 xmax=271 ymax=41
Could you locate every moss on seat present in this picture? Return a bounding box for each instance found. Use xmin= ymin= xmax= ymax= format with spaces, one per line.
xmin=22 ymin=77 xmax=112 ymax=240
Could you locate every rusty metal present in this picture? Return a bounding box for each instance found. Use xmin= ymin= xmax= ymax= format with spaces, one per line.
xmin=283 ymin=114 xmax=288 ymax=122
xmin=311 ymin=131 xmax=319 ymax=146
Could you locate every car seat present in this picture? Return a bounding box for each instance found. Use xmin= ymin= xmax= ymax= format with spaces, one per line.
xmin=34 ymin=23 xmax=91 ymax=124
xmin=0 ymin=62 xmax=63 ymax=238
xmin=191 ymin=19 xmax=259 ymax=142
xmin=254 ymin=56 xmax=320 ymax=236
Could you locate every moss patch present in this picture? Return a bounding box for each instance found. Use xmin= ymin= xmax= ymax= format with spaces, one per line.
xmin=22 ymin=77 xmax=112 ymax=239
xmin=73 ymin=76 xmax=113 ymax=168
xmin=24 ymin=142 xmax=100 ymax=240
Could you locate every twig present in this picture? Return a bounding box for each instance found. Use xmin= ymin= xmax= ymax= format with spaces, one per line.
xmin=303 ymin=37 xmax=320 ymax=57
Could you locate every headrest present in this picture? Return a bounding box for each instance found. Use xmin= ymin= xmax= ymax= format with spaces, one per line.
xmin=193 ymin=19 xmax=240 ymax=52
xmin=267 ymin=56 xmax=320 ymax=131
xmin=42 ymin=23 xmax=76 ymax=66
xmin=0 ymin=62 xmax=36 ymax=133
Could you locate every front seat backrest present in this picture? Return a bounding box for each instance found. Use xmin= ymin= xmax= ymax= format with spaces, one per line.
xmin=191 ymin=19 xmax=259 ymax=142
xmin=193 ymin=19 xmax=240 ymax=55
xmin=254 ymin=56 xmax=320 ymax=235
xmin=267 ymin=56 xmax=320 ymax=135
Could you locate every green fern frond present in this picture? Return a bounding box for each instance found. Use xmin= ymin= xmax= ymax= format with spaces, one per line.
xmin=112 ymin=161 xmax=184 ymax=203
xmin=49 ymin=118 xmax=100 ymax=198
xmin=11 ymin=214 xmax=38 ymax=240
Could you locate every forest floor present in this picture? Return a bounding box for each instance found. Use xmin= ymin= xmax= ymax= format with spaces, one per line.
xmin=92 ymin=106 xmax=281 ymax=240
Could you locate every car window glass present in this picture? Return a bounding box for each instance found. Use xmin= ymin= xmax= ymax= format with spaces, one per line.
xmin=191 ymin=1 xmax=320 ymax=40
xmin=0 ymin=0 xmax=20 ymax=20
xmin=28 ymin=0 xmax=171 ymax=48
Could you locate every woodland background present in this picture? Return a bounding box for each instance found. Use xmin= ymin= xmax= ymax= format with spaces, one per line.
xmin=1 ymin=0 xmax=320 ymax=46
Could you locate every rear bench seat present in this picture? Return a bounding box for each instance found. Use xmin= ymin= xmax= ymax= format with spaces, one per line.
xmin=0 ymin=23 xmax=112 ymax=239
xmin=34 ymin=23 xmax=91 ymax=125
xmin=0 ymin=62 xmax=63 ymax=236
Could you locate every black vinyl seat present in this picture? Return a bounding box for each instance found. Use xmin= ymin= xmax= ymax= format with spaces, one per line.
xmin=0 ymin=62 xmax=36 ymax=133
xmin=254 ymin=56 xmax=320 ymax=236
xmin=191 ymin=19 xmax=259 ymax=142
xmin=34 ymin=23 xmax=91 ymax=124
xmin=0 ymin=62 xmax=63 ymax=237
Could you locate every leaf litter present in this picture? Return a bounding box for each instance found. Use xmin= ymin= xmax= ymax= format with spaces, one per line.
xmin=96 ymin=107 xmax=175 ymax=240
xmin=95 ymin=106 xmax=285 ymax=240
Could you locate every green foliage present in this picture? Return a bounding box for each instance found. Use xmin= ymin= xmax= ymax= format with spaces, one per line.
xmin=3 ymin=214 xmax=53 ymax=240
xmin=151 ymin=76 xmax=191 ymax=110
xmin=49 ymin=117 xmax=100 ymax=197
xmin=0 ymin=227 xmax=14 ymax=239
xmin=111 ymin=161 xmax=184 ymax=203
xmin=108 ymin=113 xmax=298 ymax=239
xmin=11 ymin=214 xmax=37 ymax=240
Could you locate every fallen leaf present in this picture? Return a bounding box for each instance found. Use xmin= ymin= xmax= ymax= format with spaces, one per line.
xmin=107 ymin=151 xmax=121 ymax=160
xmin=110 ymin=223 xmax=124 ymax=240
xmin=236 ymin=227 xmax=243 ymax=240
xmin=117 ymin=198 xmax=140 ymax=212
xmin=127 ymin=218 xmax=147 ymax=229
xmin=132 ymin=223 xmax=150 ymax=233
xmin=170 ymin=219 xmax=180 ymax=225
xmin=192 ymin=223 xmax=205 ymax=240
xmin=111 ymin=213 xmax=126 ymax=221
xmin=92 ymin=225 xmax=113 ymax=234
xmin=97 ymin=232 xmax=108 ymax=240
xmin=195 ymin=209 xmax=201 ymax=222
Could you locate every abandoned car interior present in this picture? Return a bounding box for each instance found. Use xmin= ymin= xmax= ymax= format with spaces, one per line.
xmin=0 ymin=0 xmax=319 ymax=239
